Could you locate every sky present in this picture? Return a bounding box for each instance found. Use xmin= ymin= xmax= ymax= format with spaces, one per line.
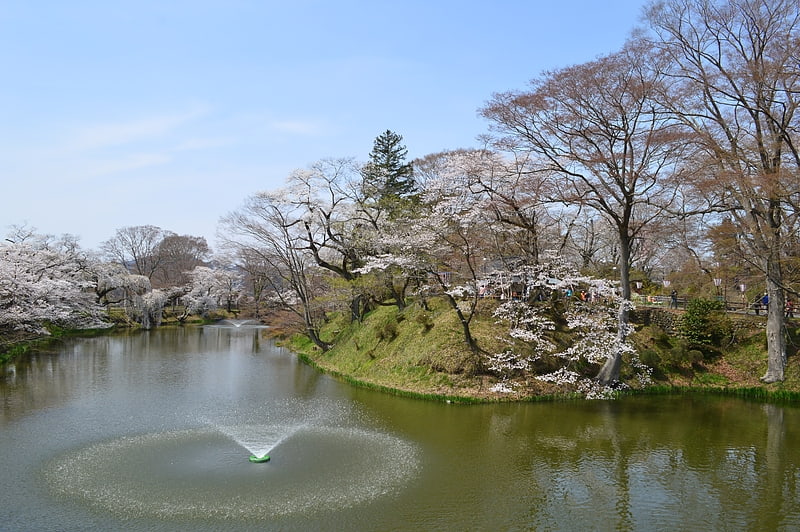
xmin=0 ymin=0 xmax=649 ymax=252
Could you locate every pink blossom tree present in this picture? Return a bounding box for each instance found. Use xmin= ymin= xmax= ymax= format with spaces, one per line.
xmin=0 ymin=232 xmax=108 ymax=333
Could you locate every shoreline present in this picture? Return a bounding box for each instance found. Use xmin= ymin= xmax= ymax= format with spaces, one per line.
xmin=294 ymin=344 xmax=800 ymax=405
xmin=5 ymin=321 xmax=800 ymax=405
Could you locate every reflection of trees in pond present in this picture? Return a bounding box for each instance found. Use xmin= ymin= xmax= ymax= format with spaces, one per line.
xmin=510 ymin=397 xmax=800 ymax=530
xmin=2 ymin=337 xmax=124 ymax=424
xmin=761 ymin=403 xmax=792 ymax=530
xmin=0 ymin=328 xmax=275 ymax=425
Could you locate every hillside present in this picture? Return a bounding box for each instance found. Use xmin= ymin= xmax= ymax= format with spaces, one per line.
xmin=288 ymin=297 xmax=800 ymax=402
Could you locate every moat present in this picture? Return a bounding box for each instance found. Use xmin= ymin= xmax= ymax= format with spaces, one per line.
xmin=2 ymin=324 xmax=799 ymax=531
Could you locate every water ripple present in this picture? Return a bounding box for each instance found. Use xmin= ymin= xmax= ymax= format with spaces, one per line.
xmin=43 ymin=425 xmax=420 ymax=519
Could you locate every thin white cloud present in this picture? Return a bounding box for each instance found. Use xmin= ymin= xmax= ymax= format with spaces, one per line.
xmin=84 ymin=152 xmax=172 ymax=177
xmin=173 ymin=137 xmax=235 ymax=152
xmin=64 ymin=107 xmax=209 ymax=152
xmin=269 ymin=119 xmax=326 ymax=135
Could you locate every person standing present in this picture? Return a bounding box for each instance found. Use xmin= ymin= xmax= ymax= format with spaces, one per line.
xmin=670 ymin=289 xmax=678 ymax=309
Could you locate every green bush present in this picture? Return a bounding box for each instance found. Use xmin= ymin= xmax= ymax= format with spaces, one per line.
xmin=664 ymin=345 xmax=686 ymax=366
xmin=660 ymin=340 xmax=703 ymax=367
xmin=377 ymin=320 xmax=398 ymax=341
xmin=414 ymin=312 xmax=434 ymax=332
xmin=679 ymin=298 xmax=732 ymax=347
xmin=687 ymin=349 xmax=704 ymax=364
xmin=639 ymin=348 xmax=661 ymax=369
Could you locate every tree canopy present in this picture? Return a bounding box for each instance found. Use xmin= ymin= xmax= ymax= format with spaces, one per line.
xmin=361 ymin=130 xmax=417 ymax=220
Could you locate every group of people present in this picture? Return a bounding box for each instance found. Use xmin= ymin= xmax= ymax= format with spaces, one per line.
xmin=752 ymin=293 xmax=795 ymax=318
xmin=565 ymin=288 xmax=598 ymax=303
xmin=666 ymin=288 xmax=796 ymax=318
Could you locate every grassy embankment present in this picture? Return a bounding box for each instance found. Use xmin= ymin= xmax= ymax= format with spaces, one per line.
xmin=287 ymin=297 xmax=800 ymax=403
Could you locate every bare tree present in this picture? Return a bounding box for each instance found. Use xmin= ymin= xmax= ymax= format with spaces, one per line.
xmin=482 ymin=42 xmax=691 ymax=383
xmin=152 ymin=234 xmax=210 ymax=288
xmin=219 ymin=191 xmax=331 ymax=351
xmin=646 ymin=0 xmax=800 ymax=382
xmin=101 ymin=225 xmax=167 ymax=279
xmin=562 ymin=213 xmax=618 ymax=273
xmin=235 ymin=248 xmax=272 ymax=318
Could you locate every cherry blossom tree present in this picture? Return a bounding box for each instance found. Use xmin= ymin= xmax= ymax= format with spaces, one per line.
xmin=487 ymin=253 xmax=651 ymax=398
xmin=359 ymin=149 xmax=501 ymax=361
xmin=0 ymin=226 xmax=179 ymax=331
xmin=88 ymin=261 xmax=150 ymax=306
xmin=181 ymin=266 xmax=244 ymax=317
xmin=285 ymin=158 xmax=375 ymax=319
xmin=280 ymin=156 xmax=421 ymax=319
xmin=0 ymin=232 xmax=108 ymax=333
xmin=129 ymin=289 xmax=168 ymax=329
xmin=181 ymin=267 xmax=221 ymax=317
xmin=424 ymin=149 xmax=560 ymax=266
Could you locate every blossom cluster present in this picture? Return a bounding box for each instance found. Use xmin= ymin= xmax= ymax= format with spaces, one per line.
xmin=0 ymin=239 xmax=108 ymax=332
xmin=482 ymin=255 xmax=648 ymax=398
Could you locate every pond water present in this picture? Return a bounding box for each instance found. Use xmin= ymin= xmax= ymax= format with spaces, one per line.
xmin=1 ymin=325 xmax=799 ymax=531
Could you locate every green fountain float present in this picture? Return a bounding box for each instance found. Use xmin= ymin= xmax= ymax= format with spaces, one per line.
xmin=213 ymin=423 xmax=279 ymax=463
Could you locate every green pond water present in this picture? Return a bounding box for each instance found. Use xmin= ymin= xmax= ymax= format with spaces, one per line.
xmin=1 ymin=325 xmax=799 ymax=531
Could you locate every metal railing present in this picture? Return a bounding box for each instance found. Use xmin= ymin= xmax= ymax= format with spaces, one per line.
xmin=634 ymin=294 xmax=772 ymax=315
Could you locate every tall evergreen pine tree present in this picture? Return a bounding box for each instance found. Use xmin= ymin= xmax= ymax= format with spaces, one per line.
xmin=362 ymin=130 xmax=416 ymax=204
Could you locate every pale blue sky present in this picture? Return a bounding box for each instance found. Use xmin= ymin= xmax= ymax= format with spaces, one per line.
xmin=1 ymin=0 xmax=648 ymax=251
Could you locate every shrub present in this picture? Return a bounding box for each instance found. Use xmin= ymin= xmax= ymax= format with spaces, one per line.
xmin=679 ymin=298 xmax=732 ymax=347
xmin=659 ymin=339 xmax=703 ymax=367
xmin=639 ymin=349 xmax=661 ymax=369
xmin=663 ymin=345 xmax=685 ymax=366
xmin=377 ymin=320 xmax=398 ymax=341
xmin=415 ymin=312 xmax=434 ymax=332
xmin=686 ymin=349 xmax=704 ymax=364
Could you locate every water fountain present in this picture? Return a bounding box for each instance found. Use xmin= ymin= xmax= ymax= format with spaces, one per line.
xmin=221 ymin=319 xmax=254 ymax=327
xmin=204 ymin=319 xmax=268 ymax=331
xmin=41 ymin=399 xmax=420 ymax=520
xmin=214 ymin=422 xmax=305 ymax=463
xmin=222 ymin=319 xmax=264 ymax=327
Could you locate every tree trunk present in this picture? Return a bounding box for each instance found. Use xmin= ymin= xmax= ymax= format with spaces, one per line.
xmin=301 ymin=301 xmax=331 ymax=352
xmin=596 ymin=301 xmax=629 ymax=385
xmin=761 ymin=258 xmax=787 ymax=383
xmin=350 ymin=294 xmax=364 ymax=323
xmin=389 ymin=278 xmax=407 ymax=312
xmin=306 ymin=325 xmax=331 ymax=352
xmin=442 ymin=292 xmax=482 ymax=373
xmin=596 ymin=229 xmax=632 ymax=385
